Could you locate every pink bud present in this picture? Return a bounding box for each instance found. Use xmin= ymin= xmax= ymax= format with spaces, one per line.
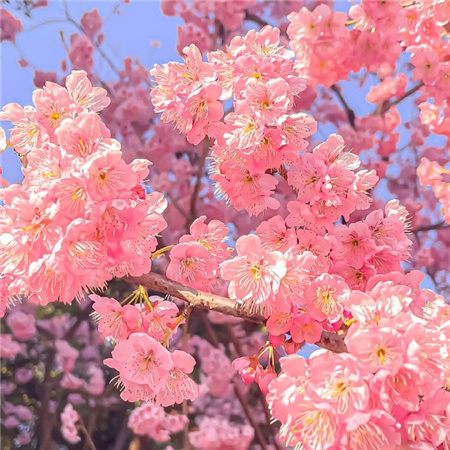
xmin=284 ymin=339 xmax=302 ymax=355
xmin=257 ymin=369 xmax=277 ymax=395
xmin=241 ymin=367 xmax=256 ymax=384
xmin=268 ymin=333 xmax=285 ymax=347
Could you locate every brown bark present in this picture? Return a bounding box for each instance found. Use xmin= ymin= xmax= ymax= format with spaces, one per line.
xmin=128 ymin=272 xmax=348 ymax=354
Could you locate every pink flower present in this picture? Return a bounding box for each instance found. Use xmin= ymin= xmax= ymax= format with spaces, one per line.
xmin=224 ymin=110 xmax=265 ymax=150
xmin=220 ymin=235 xmax=286 ymax=307
xmin=305 ymin=273 xmax=348 ymax=323
xmin=266 ymin=311 xmax=293 ymax=337
xmin=330 ymin=222 xmax=377 ymax=269
xmin=0 ymin=334 xmax=22 ymax=359
xmin=189 ymin=417 xmax=254 ymax=450
xmin=183 ymin=84 xmax=223 ymax=145
xmin=346 ymin=326 xmax=404 ymax=373
xmin=85 ymin=366 xmax=105 ymax=396
xmin=308 ymin=352 xmax=370 ymax=415
xmin=156 ymin=350 xmax=199 ymax=406
xmin=402 ymin=390 xmax=450 ymax=447
xmin=290 ymin=314 xmax=323 ymax=344
xmin=33 ymin=70 xmax=57 ymax=88
xmin=179 ymin=215 xmax=230 ymax=263
xmin=278 ymin=112 xmax=317 ymax=148
xmin=65 ymin=70 xmax=110 ymax=113
xmin=143 ymin=300 xmax=179 ymax=342
xmin=6 ymin=310 xmax=36 ymax=341
xmin=80 ymin=9 xmax=102 ymax=38
xmin=60 ymin=404 xmax=81 ymax=444
xmin=55 ymin=340 xmax=79 ymax=374
xmin=255 ymin=215 xmax=297 ymax=252
xmin=129 ymin=402 xmax=188 ymax=442
xmin=373 ymin=364 xmax=422 ymax=412
xmin=55 ymin=113 xmax=107 ymax=159
xmin=244 ymin=78 xmax=290 ymax=124
xmin=167 ymin=242 xmax=218 ymax=292
xmin=33 ymin=82 xmax=72 ymax=129
xmin=341 ymin=410 xmax=400 ymax=449
xmin=0 ymin=9 xmax=22 ymax=43
xmin=69 ymin=34 xmax=94 ymax=73
xmin=411 ymin=50 xmax=440 ymax=84
xmin=104 ymin=333 xmax=173 ymax=402
xmin=90 ymin=294 xmax=139 ymax=341
xmin=276 ymin=248 xmax=316 ymax=310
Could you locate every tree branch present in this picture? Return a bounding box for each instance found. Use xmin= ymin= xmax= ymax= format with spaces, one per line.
xmin=330 ymin=84 xmax=357 ymax=130
xmin=202 ymin=316 xmax=268 ymax=450
xmin=413 ymin=221 xmax=449 ymax=234
xmin=378 ymin=81 xmax=424 ymax=115
xmin=189 ymin=139 xmax=210 ymax=223
xmin=244 ymin=12 xmax=272 ymax=29
xmin=127 ymin=272 xmax=348 ymax=353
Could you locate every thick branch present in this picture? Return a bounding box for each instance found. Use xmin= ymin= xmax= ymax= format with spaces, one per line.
xmin=130 ymin=272 xmax=264 ymax=322
xmin=128 ymin=272 xmax=348 ymax=353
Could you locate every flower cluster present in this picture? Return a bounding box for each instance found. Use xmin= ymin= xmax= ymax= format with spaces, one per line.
xmin=267 ymin=274 xmax=450 ymax=449
xmin=0 ymin=71 xmax=167 ymax=312
xmin=60 ymin=403 xmax=81 ymax=444
xmin=2 ymin=3 xmax=450 ymax=449
xmin=286 ymin=134 xmax=378 ymax=232
xmin=151 ymin=26 xmax=318 ymax=216
xmin=95 ymin=291 xmax=199 ymax=405
xmin=418 ymin=157 xmax=450 ymax=224
xmin=287 ymin=5 xmax=355 ymax=87
xmin=189 ymin=417 xmax=254 ymax=450
xmin=161 ymin=0 xmax=258 ymax=54
xmin=128 ymin=402 xmax=188 ymax=442
xmin=151 ymin=44 xmax=224 ymax=145
xmin=219 ymin=199 xmax=410 ymax=323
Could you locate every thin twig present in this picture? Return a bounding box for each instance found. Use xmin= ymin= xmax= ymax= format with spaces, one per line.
xmin=24 ymin=18 xmax=68 ymax=32
xmin=330 ymin=84 xmax=357 ymax=129
xmin=244 ymin=12 xmax=273 ymax=29
xmin=190 ymin=139 xmax=210 ymax=223
xmin=413 ymin=222 xmax=449 ymax=234
xmin=378 ymin=82 xmax=424 ymax=115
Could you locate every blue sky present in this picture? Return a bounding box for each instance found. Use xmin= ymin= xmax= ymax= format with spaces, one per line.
xmin=1 ymin=1 xmax=183 ymax=183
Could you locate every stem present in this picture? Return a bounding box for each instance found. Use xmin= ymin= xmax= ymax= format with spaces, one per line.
xmin=127 ymin=272 xmax=348 ymax=353
xmin=77 ymin=419 xmax=97 ymax=450
xmin=151 ymin=245 xmax=174 ymax=260
xmin=165 ymin=192 xmax=192 ymax=222
xmin=24 ymin=18 xmax=68 ymax=32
